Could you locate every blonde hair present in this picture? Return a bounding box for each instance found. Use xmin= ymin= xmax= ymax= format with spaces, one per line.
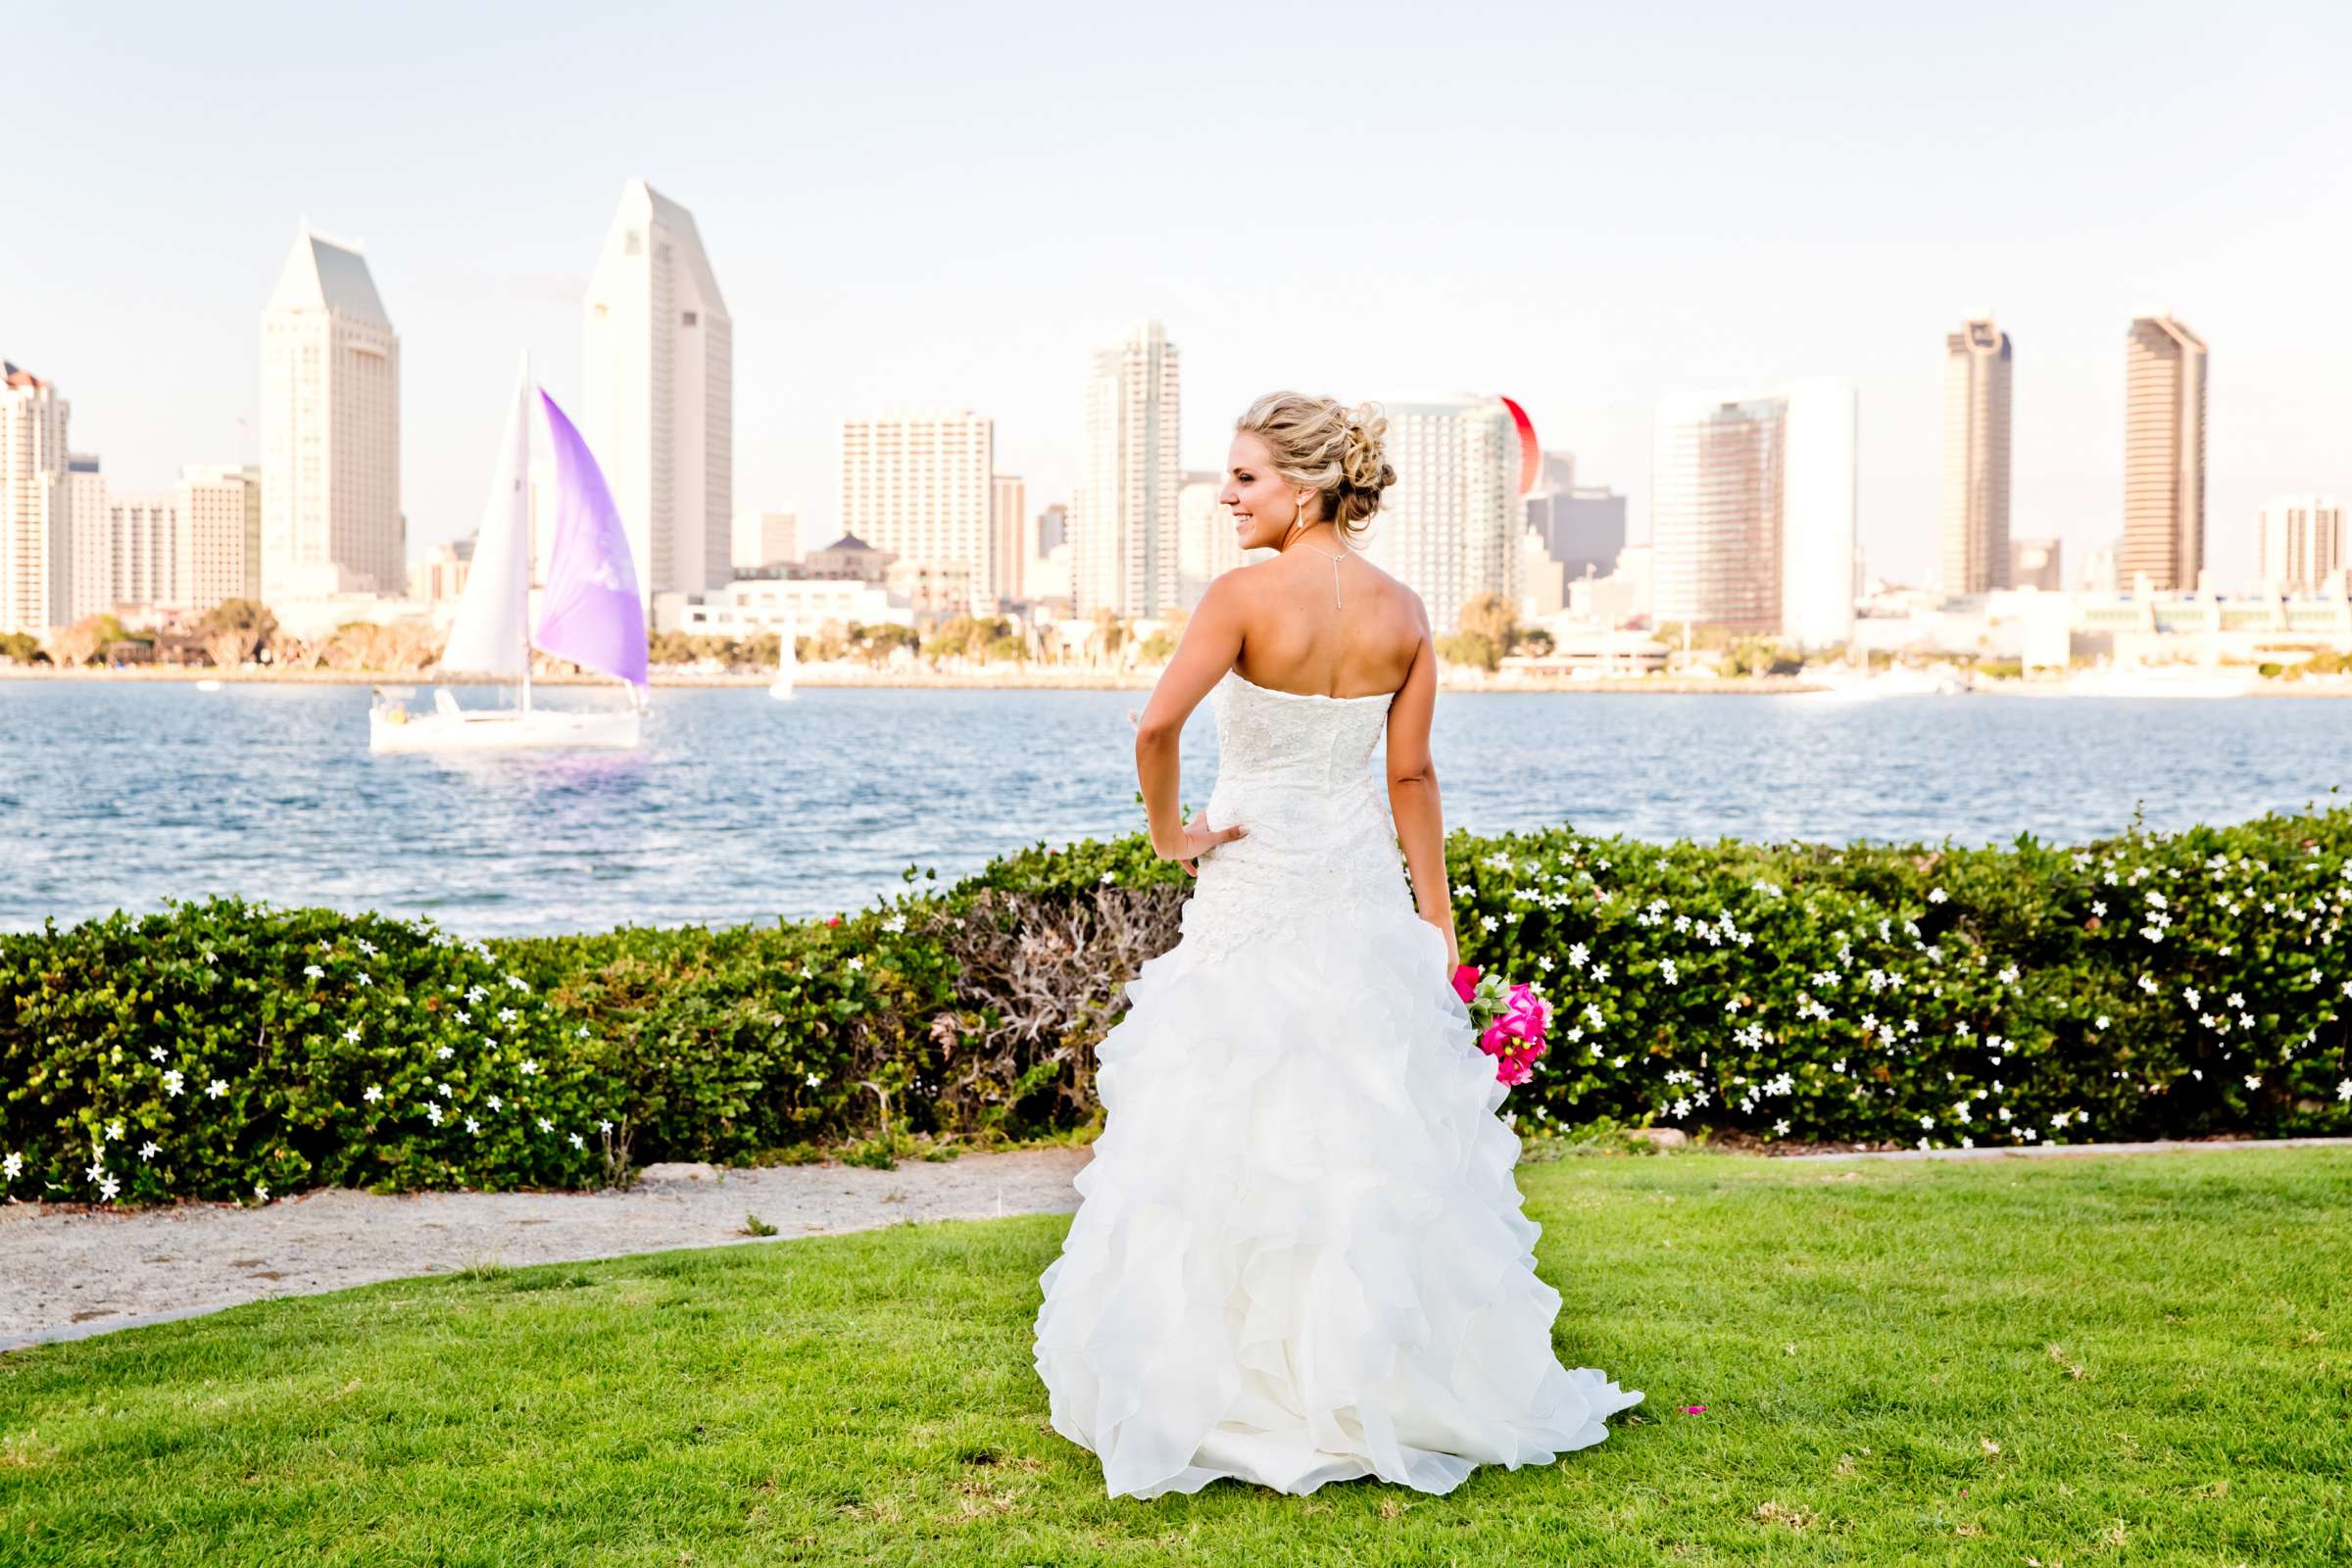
xmin=1234 ymin=392 xmax=1396 ymax=543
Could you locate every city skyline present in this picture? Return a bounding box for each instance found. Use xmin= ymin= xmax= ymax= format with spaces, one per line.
xmin=6 ymin=4 xmax=2348 ymax=596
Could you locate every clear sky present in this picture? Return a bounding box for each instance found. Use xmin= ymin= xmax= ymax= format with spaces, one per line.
xmin=7 ymin=0 xmax=2348 ymax=589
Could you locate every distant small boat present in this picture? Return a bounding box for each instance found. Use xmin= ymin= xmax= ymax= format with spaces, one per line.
xmin=195 ymin=678 xmax=222 ymax=693
xmin=370 ymin=357 xmax=648 ymax=753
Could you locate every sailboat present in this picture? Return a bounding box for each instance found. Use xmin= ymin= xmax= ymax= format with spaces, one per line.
xmin=769 ymin=614 xmax=797 ymax=701
xmin=369 ymin=360 xmax=648 ymax=753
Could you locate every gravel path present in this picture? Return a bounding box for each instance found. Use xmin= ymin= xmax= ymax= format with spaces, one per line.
xmin=1 ymin=1147 xmax=1091 ymax=1353
xmin=11 ymin=1135 xmax=2347 ymax=1354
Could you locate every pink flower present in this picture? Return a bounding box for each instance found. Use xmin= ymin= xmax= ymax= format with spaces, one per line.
xmin=1495 ymin=1053 xmax=1533 ymax=1087
xmin=1451 ymin=964 xmax=1481 ymax=1004
xmin=1680 ymin=1404 xmax=1706 ymax=1415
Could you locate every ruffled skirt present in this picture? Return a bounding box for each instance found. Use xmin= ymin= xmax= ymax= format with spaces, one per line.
xmin=1031 ymin=902 xmax=1642 ymax=1499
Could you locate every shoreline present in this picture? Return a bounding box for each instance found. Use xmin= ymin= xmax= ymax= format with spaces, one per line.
xmin=7 ymin=663 xmax=2349 ymax=697
xmin=0 ymin=664 xmax=1827 ymax=695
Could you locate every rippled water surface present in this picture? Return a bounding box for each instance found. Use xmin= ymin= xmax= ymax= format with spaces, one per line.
xmin=3 ymin=681 xmax=2347 ymax=935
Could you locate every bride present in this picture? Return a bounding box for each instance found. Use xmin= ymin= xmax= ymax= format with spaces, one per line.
xmin=1031 ymin=392 xmax=1642 ymax=1499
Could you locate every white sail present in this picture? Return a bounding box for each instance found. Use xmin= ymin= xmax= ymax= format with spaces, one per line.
xmin=438 ymin=357 xmax=534 ymax=676
xmin=770 ymin=614 xmax=796 ymax=700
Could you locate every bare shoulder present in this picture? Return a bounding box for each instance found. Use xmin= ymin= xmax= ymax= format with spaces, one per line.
xmin=1350 ymin=556 xmax=1429 ymax=635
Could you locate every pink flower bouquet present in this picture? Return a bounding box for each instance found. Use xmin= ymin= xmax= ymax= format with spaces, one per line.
xmin=1450 ymin=964 xmax=1550 ymax=1087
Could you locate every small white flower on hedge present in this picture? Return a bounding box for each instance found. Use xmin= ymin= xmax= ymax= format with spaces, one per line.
xmin=304 ymin=964 xmax=323 ymax=980
xmin=100 ymin=1175 xmax=121 ymax=1200
xmin=576 ymin=1026 xmax=589 ymax=1038
xmin=519 ymin=1059 xmax=539 ymax=1077
xmin=506 ymin=975 xmax=530 ymax=993
xmin=1997 ymin=964 xmax=2020 ymax=985
xmin=424 ymin=1104 xmax=444 ymax=1126
xmin=206 ymin=1079 xmax=227 ymax=1099
xmin=149 ymin=1045 xmax=168 ymax=1062
xmin=438 ymin=1083 xmax=454 ymax=1099
xmin=436 ymin=1046 xmax=454 ymax=1060
xmin=883 ymin=914 xmax=906 ymax=934
xmin=139 ymin=1142 xmax=158 ymax=1161
xmin=364 ymin=1085 xmax=382 ymax=1103
xmin=465 ymin=1117 xmax=480 ymax=1134
xmin=536 ymin=1116 xmax=554 ymax=1134
xmin=497 ymin=1007 xmax=517 ymax=1023
xmin=1480 ymin=915 xmax=1498 ymax=933
xmin=1919 ymin=1114 xmax=1935 ymax=1129
xmin=357 ymin=974 xmax=372 ymax=988
xmin=2137 ymin=974 xmax=2159 ymax=995
xmin=342 ymin=1026 xmax=361 ymax=1044
xmin=456 ymin=1010 xmax=470 ymax=1024
xmin=2243 ymin=1074 xmax=2262 ymax=1090
xmin=162 ymin=1069 xmax=184 ymax=1096
xmin=598 ymin=1119 xmax=612 ymax=1134
xmin=1592 ymin=962 xmax=1611 ymax=983
xmin=2338 ymin=1079 xmax=2352 ymax=1102
xmin=805 ymin=1072 xmax=822 ymax=1088
xmin=846 ymin=956 xmax=865 ymax=973
xmin=104 ymin=1120 xmax=122 ymax=1141
xmin=487 ymin=1096 xmax=503 ymax=1111
xmin=254 ymin=1183 xmax=269 ymax=1202
xmin=84 ymin=1159 xmax=105 ymax=1182
xmin=568 ymin=1132 xmax=585 ymax=1151
xmin=357 ymin=939 xmax=377 ymax=956
xmin=1927 ymin=888 xmax=1947 ymax=905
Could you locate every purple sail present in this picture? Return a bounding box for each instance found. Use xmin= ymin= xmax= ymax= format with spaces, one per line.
xmin=533 ymin=389 xmax=648 ymax=690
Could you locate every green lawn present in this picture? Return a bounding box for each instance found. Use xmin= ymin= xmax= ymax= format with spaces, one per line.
xmin=4 ymin=1151 xmax=2348 ymax=1566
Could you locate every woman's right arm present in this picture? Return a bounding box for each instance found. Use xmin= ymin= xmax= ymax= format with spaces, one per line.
xmin=1385 ymin=612 xmax=1457 ymax=974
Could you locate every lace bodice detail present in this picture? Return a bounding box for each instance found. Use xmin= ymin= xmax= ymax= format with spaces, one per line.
xmin=1177 ymin=670 xmax=1409 ymax=963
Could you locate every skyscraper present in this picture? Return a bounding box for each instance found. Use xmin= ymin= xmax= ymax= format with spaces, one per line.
xmin=1075 ymin=321 xmax=1180 ymax=617
xmin=1652 ymin=379 xmax=1857 ymax=647
xmin=2122 ymin=315 xmax=2207 ymax=593
xmin=2258 ymin=496 xmax=2343 ymax=593
xmin=838 ymin=411 xmax=994 ymax=607
xmin=583 ymin=178 xmax=733 ymax=611
xmin=1 ymin=362 xmax=71 ymax=634
xmin=178 ymin=465 xmax=263 ymax=610
xmin=730 ymin=508 xmax=798 ymax=571
xmin=991 ymin=474 xmax=1025 ymax=605
xmin=260 ymin=224 xmax=402 ymax=601
xmin=1941 ymin=316 xmax=2012 ymax=594
xmin=1364 ymin=396 xmax=1527 ymax=636
xmin=61 ymin=454 xmax=108 ymax=622
xmin=1175 ymin=468 xmax=1242 ymax=609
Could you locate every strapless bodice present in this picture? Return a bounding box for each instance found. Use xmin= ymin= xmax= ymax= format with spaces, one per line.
xmin=1179 ymin=670 xmax=1409 ymax=962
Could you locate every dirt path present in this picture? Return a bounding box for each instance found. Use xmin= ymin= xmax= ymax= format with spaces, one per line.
xmin=2 ymin=1147 xmax=1091 ymax=1352
xmin=12 ymin=1135 xmax=2347 ymax=1354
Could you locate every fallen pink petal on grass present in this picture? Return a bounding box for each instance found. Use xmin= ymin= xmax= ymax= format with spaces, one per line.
xmin=1681 ymin=1404 xmax=1706 ymax=1414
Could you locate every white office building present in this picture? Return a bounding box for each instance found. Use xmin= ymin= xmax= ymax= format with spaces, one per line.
xmin=109 ymin=493 xmax=178 ymax=610
xmin=1363 ymin=395 xmax=1524 ymax=636
xmin=584 ymin=178 xmax=733 ymax=610
xmin=2260 ymin=495 xmax=2344 ymax=594
xmin=179 ymin=464 xmax=262 ymax=610
xmin=991 ymin=474 xmax=1026 ymax=605
xmin=731 ymin=507 xmax=798 ymax=571
xmin=838 ymin=410 xmax=994 ymax=608
xmin=1652 ymin=378 xmax=1857 ymax=648
xmin=2 ymin=363 xmax=71 ymax=634
xmin=61 ymin=454 xmax=108 ymax=622
xmin=1075 ymin=321 xmax=1181 ymax=617
xmin=260 ymin=225 xmax=402 ymax=602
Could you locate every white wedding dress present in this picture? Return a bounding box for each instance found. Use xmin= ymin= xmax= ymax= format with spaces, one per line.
xmin=1032 ymin=668 xmax=1642 ymax=1499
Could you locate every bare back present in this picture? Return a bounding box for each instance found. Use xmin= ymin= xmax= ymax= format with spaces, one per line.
xmin=1228 ymin=545 xmax=1424 ymax=702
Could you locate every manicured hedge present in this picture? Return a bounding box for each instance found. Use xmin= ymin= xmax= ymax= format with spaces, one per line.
xmin=6 ymin=808 xmax=2350 ymax=1204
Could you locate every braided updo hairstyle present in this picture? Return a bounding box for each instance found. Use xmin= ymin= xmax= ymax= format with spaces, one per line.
xmin=1234 ymin=391 xmax=1396 ymax=544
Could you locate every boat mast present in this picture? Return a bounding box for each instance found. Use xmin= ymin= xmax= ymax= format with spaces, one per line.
xmin=519 ymin=356 xmax=535 ymax=716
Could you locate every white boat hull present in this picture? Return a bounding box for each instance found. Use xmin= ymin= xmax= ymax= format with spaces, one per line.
xmin=368 ymin=706 xmax=641 ymax=753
